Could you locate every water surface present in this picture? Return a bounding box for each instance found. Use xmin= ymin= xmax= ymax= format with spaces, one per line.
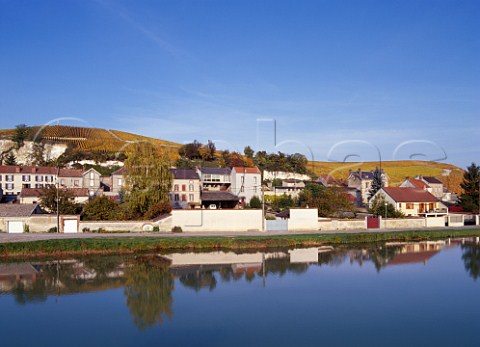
xmin=1 ymin=239 xmax=480 ymax=347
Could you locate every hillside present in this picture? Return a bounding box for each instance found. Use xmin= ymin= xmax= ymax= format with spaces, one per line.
xmin=309 ymin=160 xmax=464 ymax=194
xmin=0 ymin=125 xmax=181 ymax=154
xmin=0 ymin=125 xmax=465 ymax=193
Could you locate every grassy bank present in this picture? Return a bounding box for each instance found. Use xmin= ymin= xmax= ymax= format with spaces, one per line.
xmin=2 ymin=229 xmax=480 ymax=259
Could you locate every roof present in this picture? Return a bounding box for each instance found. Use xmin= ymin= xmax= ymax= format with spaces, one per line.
xmin=170 ymin=168 xmax=199 ymax=180
xmin=382 ymin=187 xmax=439 ymax=203
xmin=21 ymin=188 xmax=89 ymax=198
xmin=0 ymin=165 xmax=83 ymax=177
xmin=0 ymin=203 xmax=40 ymax=217
xmin=111 ymin=167 xmax=126 ymax=176
xmin=386 ymin=251 xmax=439 ymax=267
xmin=421 ymin=176 xmax=443 ymax=184
xmin=232 ymin=167 xmax=261 ymax=174
xmin=200 ymin=167 xmax=231 ymax=175
xmin=406 ymin=178 xmax=430 ymax=189
xmin=201 ymin=191 xmax=239 ymax=202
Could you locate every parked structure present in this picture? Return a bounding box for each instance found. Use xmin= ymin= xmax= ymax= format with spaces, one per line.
xmin=0 ymin=203 xmax=42 ymax=233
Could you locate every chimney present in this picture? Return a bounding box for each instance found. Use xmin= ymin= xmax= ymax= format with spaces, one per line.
xmin=15 ymin=166 xmax=21 ymax=173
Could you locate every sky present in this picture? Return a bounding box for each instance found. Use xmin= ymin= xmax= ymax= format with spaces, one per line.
xmin=0 ymin=0 xmax=479 ymax=168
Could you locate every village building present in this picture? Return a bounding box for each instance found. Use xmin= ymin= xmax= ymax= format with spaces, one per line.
xmin=347 ymin=168 xmax=389 ymax=205
xmin=170 ymin=168 xmax=201 ymax=209
xmin=370 ymin=187 xmax=447 ymax=217
xmin=230 ymin=167 xmax=261 ymax=206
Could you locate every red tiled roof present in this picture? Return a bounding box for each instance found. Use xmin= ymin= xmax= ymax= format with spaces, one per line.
xmin=407 ymin=178 xmax=430 ymax=189
xmin=386 ymin=251 xmax=438 ymax=266
xmin=0 ymin=165 xmax=82 ymax=177
xmin=232 ymin=167 xmax=261 ymax=174
xmin=21 ymin=188 xmax=89 ymax=197
xmin=382 ymin=187 xmax=438 ymax=203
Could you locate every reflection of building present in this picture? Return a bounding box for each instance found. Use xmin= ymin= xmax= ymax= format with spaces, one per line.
xmin=384 ymin=241 xmax=446 ymax=266
xmin=0 ymin=263 xmax=39 ymax=292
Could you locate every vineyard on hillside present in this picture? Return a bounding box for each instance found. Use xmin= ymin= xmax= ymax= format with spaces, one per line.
xmin=0 ymin=125 xmax=181 ymax=155
xmin=309 ymin=160 xmax=465 ymax=194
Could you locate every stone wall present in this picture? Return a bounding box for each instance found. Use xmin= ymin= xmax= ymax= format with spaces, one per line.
xmin=380 ymin=218 xmax=425 ymax=229
xmin=288 ymin=208 xmax=319 ymax=231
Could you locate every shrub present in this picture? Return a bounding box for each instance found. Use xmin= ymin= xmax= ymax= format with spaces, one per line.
xmin=23 ymin=224 xmax=30 ymax=233
xmin=48 ymin=227 xmax=58 ymax=233
xmin=265 ymin=215 xmax=276 ymax=220
xmin=82 ymin=196 xmax=120 ymax=221
xmin=172 ymin=226 xmax=183 ymax=233
xmin=144 ymin=201 xmax=172 ymax=220
xmin=153 ymin=226 xmax=160 ymax=232
xmin=249 ymin=196 xmax=262 ymax=209
xmin=82 ymin=227 xmax=90 ymax=232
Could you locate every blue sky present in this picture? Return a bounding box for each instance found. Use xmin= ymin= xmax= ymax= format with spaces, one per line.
xmin=0 ymin=0 xmax=478 ymax=168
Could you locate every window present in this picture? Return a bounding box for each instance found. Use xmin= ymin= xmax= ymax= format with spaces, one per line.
xmin=182 ymin=194 xmax=187 ymax=201
xmin=241 ymin=186 xmax=244 ymax=192
xmin=6 ymin=175 xmax=14 ymax=182
xmin=90 ymin=172 xmax=94 ymax=179
xmin=35 ymin=184 xmax=43 ymax=188
xmin=22 ymin=175 xmax=31 ymax=182
xmin=22 ymin=184 xmax=31 ymax=188
xmin=253 ymin=177 xmax=257 ymax=184
xmin=118 ymin=178 xmax=123 ymax=186
xmin=174 ymin=184 xmax=179 ymax=191
xmin=189 ymin=194 xmax=194 ymax=201
xmin=174 ymin=194 xmax=179 ymax=201
xmin=36 ymin=175 xmax=43 ymax=182
xmin=241 ymin=176 xmax=245 ymax=184
xmin=6 ymin=183 xmax=14 ymax=190
xmin=254 ymin=186 xmax=257 ymax=193
xmin=60 ymin=179 xmax=65 ymax=186
xmin=189 ymin=184 xmax=194 ymax=192
xmin=74 ymin=180 xmax=79 ymax=187
xmin=182 ymin=184 xmax=186 ymax=191
xmin=406 ymin=203 xmax=414 ymax=209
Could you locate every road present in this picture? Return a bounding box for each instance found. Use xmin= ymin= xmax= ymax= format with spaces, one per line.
xmin=1 ymin=225 xmax=479 ymax=243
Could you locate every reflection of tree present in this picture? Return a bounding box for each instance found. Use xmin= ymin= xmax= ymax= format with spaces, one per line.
xmin=462 ymin=244 xmax=480 ymax=280
xmin=124 ymin=259 xmax=174 ymax=330
xmin=179 ymin=270 xmax=217 ymax=292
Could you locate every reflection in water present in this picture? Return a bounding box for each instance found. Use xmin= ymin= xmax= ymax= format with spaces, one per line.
xmin=2 ymin=238 xmax=480 ymax=333
xmin=461 ymin=242 xmax=480 ymax=280
xmin=124 ymin=256 xmax=174 ymax=330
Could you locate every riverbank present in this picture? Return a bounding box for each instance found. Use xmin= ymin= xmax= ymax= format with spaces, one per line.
xmin=1 ymin=228 xmax=480 ymax=259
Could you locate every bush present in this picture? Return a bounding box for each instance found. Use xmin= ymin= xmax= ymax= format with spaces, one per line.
xmin=144 ymin=201 xmax=172 ymax=220
xmin=172 ymin=226 xmax=183 ymax=233
xmin=23 ymin=224 xmax=30 ymax=233
xmin=82 ymin=196 xmax=120 ymax=221
xmin=265 ymin=215 xmax=276 ymax=220
xmin=153 ymin=226 xmax=160 ymax=232
xmin=48 ymin=227 xmax=57 ymax=233
xmin=249 ymin=196 xmax=262 ymax=209
xmin=82 ymin=227 xmax=90 ymax=232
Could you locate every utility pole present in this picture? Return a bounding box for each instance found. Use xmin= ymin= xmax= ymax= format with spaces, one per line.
xmin=262 ymin=178 xmax=265 ymax=231
xmin=384 ymin=201 xmax=388 ymax=229
xmin=56 ymin=166 xmax=60 ymax=233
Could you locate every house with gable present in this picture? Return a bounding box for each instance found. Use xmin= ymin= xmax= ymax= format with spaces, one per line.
xmin=170 ymin=168 xmax=201 ymax=209
xmin=370 ymin=187 xmax=447 ymax=217
xmin=197 ymin=167 xmax=239 ymax=209
xmin=347 ymin=168 xmax=389 ymax=205
xmin=230 ymin=166 xmax=261 ymax=206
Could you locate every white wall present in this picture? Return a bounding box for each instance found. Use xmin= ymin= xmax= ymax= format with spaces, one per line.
xmin=425 ymin=216 xmax=446 ymax=228
xmin=171 ymin=209 xmax=263 ymax=232
xmin=287 ymin=208 xmax=318 ymax=231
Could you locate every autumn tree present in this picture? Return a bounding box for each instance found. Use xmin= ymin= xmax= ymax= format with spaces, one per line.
xmin=460 ymin=162 xmax=480 ymax=212
xmin=82 ymin=196 xmax=120 ymax=220
xmin=124 ymin=142 xmax=173 ymax=217
xmin=298 ymin=184 xmax=355 ymax=217
xmin=39 ymin=186 xmax=81 ymax=215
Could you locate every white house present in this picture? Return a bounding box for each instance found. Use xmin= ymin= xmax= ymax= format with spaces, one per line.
xmin=170 ymin=168 xmax=201 ymax=209
xmin=230 ymin=167 xmax=261 ymax=206
xmin=370 ymin=187 xmax=447 ymax=217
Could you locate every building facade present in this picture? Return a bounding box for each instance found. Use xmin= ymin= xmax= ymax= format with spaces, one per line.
xmin=230 ymin=167 xmax=261 ymax=206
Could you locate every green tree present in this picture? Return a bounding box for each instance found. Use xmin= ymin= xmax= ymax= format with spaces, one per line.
xmin=368 ymin=167 xmax=383 ymax=200
xmin=249 ymin=196 xmax=262 ymax=209
xmin=272 ymin=178 xmax=283 ymax=187
xmin=244 ymin=146 xmax=254 ymax=158
xmin=82 ymin=196 xmax=120 ymax=220
xmin=462 ymin=244 xmax=480 ymax=280
xmin=368 ymin=194 xmax=404 ymax=218
xmin=460 ymin=162 xmax=480 ymax=212
xmin=124 ymin=142 xmax=173 ymax=217
xmin=12 ymin=124 xmax=32 ymax=149
xmin=4 ymin=152 xmax=17 ymax=166
xmin=39 ymin=186 xmax=81 ymax=214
